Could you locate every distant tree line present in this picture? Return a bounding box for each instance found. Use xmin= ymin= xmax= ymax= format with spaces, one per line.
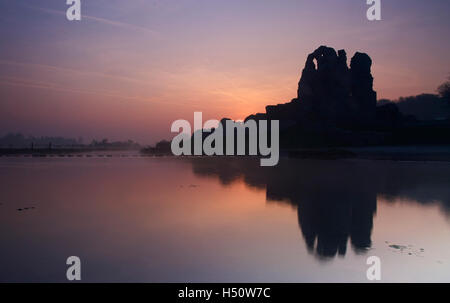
xmin=0 ymin=133 xmax=140 ymax=150
xmin=378 ymin=78 xmax=450 ymax=121
xmin=89 ymin=138 xmax=140 ymax=150
xmin=0 ymin=133 xmax=82 ymax=148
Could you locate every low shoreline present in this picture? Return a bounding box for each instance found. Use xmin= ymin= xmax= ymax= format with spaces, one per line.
xmin=2 ymin=145 xmax=450 ymax=162
xmin=286 ymin=145 xmax=450 ymax=162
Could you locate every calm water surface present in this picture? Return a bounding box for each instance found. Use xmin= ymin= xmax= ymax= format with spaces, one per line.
xmin=1 ymin=156 xmax=450 ymax=282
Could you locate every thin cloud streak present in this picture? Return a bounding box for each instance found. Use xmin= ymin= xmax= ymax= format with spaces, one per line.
xmin=24 ymin=4 xmax=161 ymax=38
xmin=0 ymin=76 xmax=235 ymax=110
xmin=0 ymin=75 xmax=178 ymax=105
xmin=0 ymin=60 xmax=149 ymax=85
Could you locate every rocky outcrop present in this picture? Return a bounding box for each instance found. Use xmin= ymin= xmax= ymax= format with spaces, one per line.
xmin=349 ymin=52 xmax=377 ymax=124
xmin=257 ymin=46 xmax=378 ymax=127
xmin=243 ymin=45 xmax=401 ymax=147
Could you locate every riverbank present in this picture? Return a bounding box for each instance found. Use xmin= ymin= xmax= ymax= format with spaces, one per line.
xmin=287 ymin=145 xmax=450 ymax=161
xmin=3 ymin=145 xmax=450 ymax=162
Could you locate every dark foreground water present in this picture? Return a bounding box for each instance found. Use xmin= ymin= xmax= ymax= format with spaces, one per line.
xmin=1 ymin=155 xmax=450 ymax=282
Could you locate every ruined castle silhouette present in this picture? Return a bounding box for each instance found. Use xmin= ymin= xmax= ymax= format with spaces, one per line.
xmin=156 ymin=45 xmax=450 ymax=154
xmin=238 ymin=45 xmax=449 ymax=147
xmin=249 ymin=45 xmax=378 ymax=128
xmin=240 ymin=45 xmax=401 ymax=147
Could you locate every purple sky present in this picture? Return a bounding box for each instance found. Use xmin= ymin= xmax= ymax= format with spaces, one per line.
xmin=0 ymin=0 xmax=449 ymax=144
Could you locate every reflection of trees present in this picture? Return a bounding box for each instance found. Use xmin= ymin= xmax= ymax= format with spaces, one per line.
xmin=190 ymin=157 xmax=450 ymax=259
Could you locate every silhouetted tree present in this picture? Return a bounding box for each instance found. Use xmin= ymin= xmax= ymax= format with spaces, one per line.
xmin=438 ymin=77 xmax=450 ymax=103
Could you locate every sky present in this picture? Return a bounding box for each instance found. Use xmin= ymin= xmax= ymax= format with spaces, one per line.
xmin=0 ymin=0 xmax=449 ymax=144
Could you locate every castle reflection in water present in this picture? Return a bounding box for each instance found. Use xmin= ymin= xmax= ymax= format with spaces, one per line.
xmin=190 ymin=157 xmax=450 ymax=260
